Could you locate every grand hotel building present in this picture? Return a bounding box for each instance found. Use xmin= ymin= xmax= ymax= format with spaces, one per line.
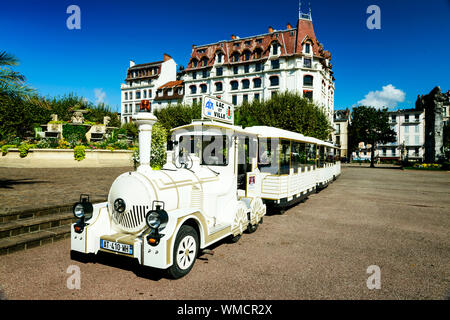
xmin=121 ymin=8 xmax=335 ymax=124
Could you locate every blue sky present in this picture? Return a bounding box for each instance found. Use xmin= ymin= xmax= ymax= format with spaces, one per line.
xmin=1 ymin=0 xmax=449 ymax=112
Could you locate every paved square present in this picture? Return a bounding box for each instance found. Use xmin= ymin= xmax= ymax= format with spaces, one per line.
xmin=0 ymin=166 xmax=449 ymax=299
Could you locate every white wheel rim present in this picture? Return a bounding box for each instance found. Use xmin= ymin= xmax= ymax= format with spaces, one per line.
xmin=176 ymin=235 xmax=197 ymax=270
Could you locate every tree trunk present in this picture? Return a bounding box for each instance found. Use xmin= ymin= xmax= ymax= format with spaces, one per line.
xmin=370 ymin=143 xmax=375 ymax=168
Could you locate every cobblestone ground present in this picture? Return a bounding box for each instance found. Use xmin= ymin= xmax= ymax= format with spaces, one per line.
xmin=0 ymin=166 xmax=449 ymax=299
xmin=0 ymin=167 xmax=133 ymax=213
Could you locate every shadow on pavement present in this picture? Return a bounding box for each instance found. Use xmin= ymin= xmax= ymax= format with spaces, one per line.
xmin=0 ymin=178 xmax=48 ymax=189
xmin=70 ymin=250 xmax=164 ymax=281
xmin=343 ymin=165 xmax=403 ymax=170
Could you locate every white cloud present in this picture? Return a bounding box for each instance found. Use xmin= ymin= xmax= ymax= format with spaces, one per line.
xmin=94 ymin=88 xmax=107 ymax=104
xmin=355 ymin=84 xmax=405 ymax=109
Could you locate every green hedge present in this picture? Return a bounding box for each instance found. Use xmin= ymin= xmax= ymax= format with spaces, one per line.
xmin=63 ymin=124 xmax=87 ymax=144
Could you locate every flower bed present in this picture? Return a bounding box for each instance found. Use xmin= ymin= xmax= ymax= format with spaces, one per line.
xmin=0 ymin=148 xmax=134 ymax=168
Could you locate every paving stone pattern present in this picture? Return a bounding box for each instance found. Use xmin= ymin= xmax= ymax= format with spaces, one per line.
xmin=0 ymin=166 xmax=133 ymax=214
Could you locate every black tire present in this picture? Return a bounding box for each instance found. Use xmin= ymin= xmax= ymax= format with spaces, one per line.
xmin=228 ymin=234 xmax=241 ymax=243
xmin=167 ymin=225 xmax=199 ymax=279
xmin=246 ymin=223 xmax=258 ymax=233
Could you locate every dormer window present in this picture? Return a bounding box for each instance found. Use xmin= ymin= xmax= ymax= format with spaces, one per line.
xmin=243 ymin=50 xmax=251 ymax=61
xmin=272 ymin=42 xmax=279 ymax=55
xmin=304 ymin=43 xmax=311 ymax=54
xmin=254 ymin=48 xmax=262 ymax=59
xmin=201 ymin=57 xmax=209 ymax=67
xmin=217 ymin=52 xmax=224 ymax=63
xmin=192 ymin=59 xmax=198 ymax=68
xmin=231 ymin=52 xmax=240 ymax=63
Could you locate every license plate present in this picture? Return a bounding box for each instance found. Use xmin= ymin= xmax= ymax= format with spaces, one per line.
xmin=100 ymin=239 xmax=133 ymax=255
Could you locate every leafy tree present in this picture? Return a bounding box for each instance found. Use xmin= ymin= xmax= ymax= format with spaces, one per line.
xmin=348 ymin=106 xmax=396 ymax=168
xmin=154 ymin=102 xmax=202 ymax=132
xmin=0 ymin=94 xmax=51 ymax=140
xmin=121 ymin=122 xmax=138 ymax=140
xmin=0 ymin=51 xmax=35 ymax=98
xmin=150 ymin=122 xmax=168 ymax=169
xmin=235 ymin=91 xmax=332 ymax=140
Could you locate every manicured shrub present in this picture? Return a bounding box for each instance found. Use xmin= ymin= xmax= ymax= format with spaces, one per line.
xmin=18 ymin=143 xmax=35 ymax=158
xmin=73 ymin=145 xmax=86 ymax=161
xmin=1 ymin=144 xmax=16 ymax=155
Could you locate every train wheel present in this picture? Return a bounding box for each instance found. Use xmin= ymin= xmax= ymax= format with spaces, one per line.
xmin=229 ymin=234 xmax=242 ymax=243
xmin=167 ymin=225 xmax=199 ymax=279
xmin=247 ymin=222 xmax=258 ymax=233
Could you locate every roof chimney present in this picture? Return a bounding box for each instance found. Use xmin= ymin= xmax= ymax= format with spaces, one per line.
xmin=268 ymin=26 xmax=274 ymax=33
xmin=163 ymin=53 xmax=172 ymax=61
xmin=286 ymin=23 xmax=292 ymax=30
xmin=129 ymin=60 xmax=135 ymax=68
xmin=231 ymin=34 xmax=237 ymax=40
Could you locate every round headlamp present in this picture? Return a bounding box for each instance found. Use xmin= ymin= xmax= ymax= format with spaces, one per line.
xmin=73 ymin=203 xmax=85 ymax=218
xmin=72 ymin=194 xmax=94 ymax=220
xmin=146 ymin=211 xmax=161 ymax=229
xmin=145 ymin=202 xmax=168 ymax=231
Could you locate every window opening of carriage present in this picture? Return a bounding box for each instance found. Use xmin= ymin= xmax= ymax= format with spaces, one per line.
xmin=306 ymin=143 xmax=316 ymax=169
xmin=179 ymin=134 xmax=229 ymax=166
xmin=291 ymin=141 xmax=307 ymax=173
xmin=280 ymin=140 xmax=291 ymax=175
xmin=318 ymin=145 xmax=325 ymax=168
xmin=258 ymin=138 xmax=279 ymax=174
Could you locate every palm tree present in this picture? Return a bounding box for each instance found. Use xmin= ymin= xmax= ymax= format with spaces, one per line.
xmin=0 ymin=51 xmax=35 ymax=98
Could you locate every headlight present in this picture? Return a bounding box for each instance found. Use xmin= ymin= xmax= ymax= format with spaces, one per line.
xmin=145 ymin=201 xmax=168 ymax=231
xmin=146 ymin=211 xmax=161 ymax=229
xmin=72 ymin=194 xmax=93 ymax=220
xmin=73 ymin=203 xmax=85 ymax=218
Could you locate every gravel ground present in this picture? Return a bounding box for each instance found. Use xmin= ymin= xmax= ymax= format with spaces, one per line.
xmin=0 ymin=166 xmax=449 ymax=300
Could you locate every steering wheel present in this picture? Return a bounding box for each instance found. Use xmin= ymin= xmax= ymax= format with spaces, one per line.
xmin=174 ymin=152 xmax=193 ymax=170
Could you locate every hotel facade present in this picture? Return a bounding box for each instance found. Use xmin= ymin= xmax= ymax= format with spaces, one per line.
xmin=183 ymin=9 xmax=335 ymax=123
xmin=120 ymin=7 xmax=335 ymax=125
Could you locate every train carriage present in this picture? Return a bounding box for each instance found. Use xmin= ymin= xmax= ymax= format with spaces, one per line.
xmin=244 ymin=126 xmax=340 ymax=210
xmin=70 ymin=107 xmax=340 ymax=279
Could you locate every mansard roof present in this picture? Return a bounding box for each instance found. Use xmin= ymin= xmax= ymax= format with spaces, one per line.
xmin=186 ymin=18 xmax=331 ymax=71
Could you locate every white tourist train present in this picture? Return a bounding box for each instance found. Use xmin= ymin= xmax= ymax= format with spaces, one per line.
xmin=70 ymin=96 xmax=340 ymax=278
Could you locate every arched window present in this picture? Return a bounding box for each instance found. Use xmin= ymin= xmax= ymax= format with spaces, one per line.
xmin=272 ymin=42 xmax=279 ymax=55
xmin=253 ymin=78 xmax=262 ymax=88
xmin=200 ymin=84 xmax=207 ymax=93
xmin=231 ymin=52 xmax=240 ymax=63
xmin=303 ymin=75 xmax=313 ymax=86
xmin=201 ymin=57 xmax=209 ymax=67
xmin=191 ymin=58 xmax=198 ymax=68
xmin=254 ymin=48 xmax=262 ymax=59
xmin=190 ymin=85 xmax=197 ymax=94
xmin=243 ymin=50 xmax=251 ymax=61
xmin=269 ymin=76 xmax=279 ymax=87
xmin=215 ymin=82 xmax=223 ymax=92
xmin=304 ymin=43 xmax=311 ymax=54
xmin=242 ymin=79 xmax=250 ymax=89
xmin=230 ymin=80 xmax=239 ymax=90
xmin=216 ymin=52 xmax=224 ymax=63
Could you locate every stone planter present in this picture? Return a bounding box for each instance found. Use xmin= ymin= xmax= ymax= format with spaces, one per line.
xmin=0 ymin=148 xmax=133 ymax=168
